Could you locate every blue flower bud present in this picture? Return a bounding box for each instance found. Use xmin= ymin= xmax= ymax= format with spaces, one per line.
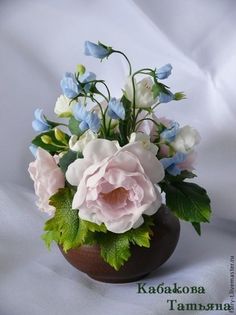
xmin=156 ymin=64 xmax=172 ymax=80
xmin=159 ymin=91 xmax=174 ymax=103
xmin=84 ymin=41 xmax=111 ymax=59
xmin=107 ymin=98 xmax=125 ymax=120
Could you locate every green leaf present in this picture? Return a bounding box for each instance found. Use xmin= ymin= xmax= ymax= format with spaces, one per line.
xmin=96 ymin=216 xmax=154 ymax=270
xmin=161 ymin=181 xmax=211 ymax=224
xmin=32 ymin=130 xmax=69 ymax=153
xmin=97 ymin=233 xmax=131 ymax=271
xmin=192 ymin=222 xmax=201 ymax=236
xmin=152 ymin=82 xmax=170 ymax=99
xmin=42 ymin=188 xmax=107 ymax=252
xmin=68 ymin=117 xmax=82 ymax=136
xmin=166 ymin=170 xmax=197 ymax=182
xmin=59 ymin=150 xmax=78 ymax=173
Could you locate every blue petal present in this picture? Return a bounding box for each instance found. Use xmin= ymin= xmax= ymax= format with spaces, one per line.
xmin=160 ymin=152 xmax=186 ymax=176
xmin=160 ymin=121 xmax=179 ymax=142
xmin=80 ymin=71 xmax=96 ymax=83
xmin=107 ymin=108 xmax=120 ymax=120
xmin=84 ymin=41 xmax=110 ymax=59
xmin=108 ymin=98 xmax=125 ymax=120
xmin=73 ymin=103 xmax=88 ymax=121
xmin=86 ymin=112 xmax=101 ymax=133
xmin=166 ymin=164 xmax=182 ymax=176
xmin=159 ymin=92 xmax=174 ymax=103
xmin=60 ymin=72 xmax=80 ymax=98
xmin=156 ymin=64 xmax=172 ymax=80
xmin=34 ymin=108 xmax=45 ymax=123
xmin=32 ymin=119 xmax=50 ymax=132
xmin=79 ymin=120 xmax=89 ymax=132
xmin=29 ymin=144 xmax=38 ymax=157
xmin=80 ymin=71 xmax=96 ymax=93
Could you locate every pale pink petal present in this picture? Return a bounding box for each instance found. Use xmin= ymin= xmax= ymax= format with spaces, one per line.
xmin=83 ymin=139 xmax=118 ymax=163
xmin=121 ymin=142 xmax=165 ymax=184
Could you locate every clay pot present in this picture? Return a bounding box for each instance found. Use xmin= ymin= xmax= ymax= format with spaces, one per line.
xmin=59 ymin=206 xmax=180 ymax=283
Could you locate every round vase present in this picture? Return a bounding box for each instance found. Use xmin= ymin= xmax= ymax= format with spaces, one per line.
xmin=59 ymin=206 xmax=180 ymax=283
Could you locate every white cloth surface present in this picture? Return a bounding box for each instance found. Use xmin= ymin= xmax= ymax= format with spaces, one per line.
xmin=0 ymin=0 xmax=236 ymax=314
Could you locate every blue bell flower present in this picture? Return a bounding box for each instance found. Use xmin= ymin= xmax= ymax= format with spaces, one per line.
xmin=156 ymin=64 xmax=172 ymax=80
xmin=79 ymin=71 xmax=96 ymax=92
xmin=84 ymin=41 xmax=111 ymax=59
xmin=159 ymin=91 xmax=174 ymax=103
xmin=107 ymin=98 xmax=125 ymax=120
xmin=60 ymin=72 xmax=80 ymax=98
xmin=32 ymin=109 xmax=50 ymax=132
xmin=160 ymin=152 xmax=186 ymax=176
xmin=73 ymin=103 xmax=100 ymax=133
xmin=160 ymin=121 xmax=179 ymax=142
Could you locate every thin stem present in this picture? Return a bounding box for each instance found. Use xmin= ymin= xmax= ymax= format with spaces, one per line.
xmin=112 ymin=50 xmax=132 ymax=75
xmin=97 ymin=81 xmax=111 ymax=100
xmin=89 ymin=96 xmax=107 ymax=136
xmin=151 ymin=101 xmax=161 ymax=111
xmin=135 ymin=117 xmax=161 ymax=131
xmin=51 ymin=142 xmax=68 ymax=149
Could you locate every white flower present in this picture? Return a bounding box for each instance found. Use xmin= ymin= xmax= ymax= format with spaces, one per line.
xmin=129 ymin=132 xmax=158 ymax=155
xmin=69 ymin=130 xmax=97 ymax=153
xmin=124 ymin=77 xmax=157 ymax=108
xmin=171 ymin=125 xmax=201 ymax=153
xmin=54 ymin=95 xmax=76 ymax=117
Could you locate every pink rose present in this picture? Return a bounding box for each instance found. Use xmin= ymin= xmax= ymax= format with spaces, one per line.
xmin=66 ymin=139 xmax=164 ymax=233
xmin=28 ymin=148 xmax=65 ymax=215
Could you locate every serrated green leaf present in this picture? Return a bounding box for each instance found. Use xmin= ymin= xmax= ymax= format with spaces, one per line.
xmin=96 ymin=216 xmax=154 ymax=270
xmin=42 ymin=188 xmax=107 ymax=251
xmin=162 ymin=181 xmax=211 ymax=223
xmin=97 ymin=233 xmax=131 ymax=271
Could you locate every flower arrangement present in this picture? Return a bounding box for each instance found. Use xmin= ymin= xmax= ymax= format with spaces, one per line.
xmin=28 ymin=41 xmax=211 ymax=271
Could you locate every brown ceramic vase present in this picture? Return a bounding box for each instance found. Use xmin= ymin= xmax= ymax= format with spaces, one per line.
xmin=59 ymin=206 xmax=180 ymax=283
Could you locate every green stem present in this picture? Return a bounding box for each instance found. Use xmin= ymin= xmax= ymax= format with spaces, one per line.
xmin=112 ymin=50 xmax=132 ymax=75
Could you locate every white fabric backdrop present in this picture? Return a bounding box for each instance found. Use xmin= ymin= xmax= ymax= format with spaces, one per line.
xmin=0 ymin=1 xmax=235 ymax=314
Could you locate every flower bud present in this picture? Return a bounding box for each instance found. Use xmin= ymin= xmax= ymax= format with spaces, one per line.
xmin=41 ymin=135 xmax=52 ymax=144
xmin=54 ymin=128 xmax=66 ymax=142
xmin=76 ymin=64 xmax=86 ymax=75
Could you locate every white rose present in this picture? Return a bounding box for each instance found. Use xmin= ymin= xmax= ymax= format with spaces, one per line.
xmin=69 ymin=130 xmax=97 ymax=153
xmin=54 ymin=95 xmax=76 ymax=117
xmin=171 ymin=125 xmax=201 ymax=153
xmin=124 ymin=77 xmax=157 ymax=108
xmin=129 ymin=132 xmax=158 ymax=155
